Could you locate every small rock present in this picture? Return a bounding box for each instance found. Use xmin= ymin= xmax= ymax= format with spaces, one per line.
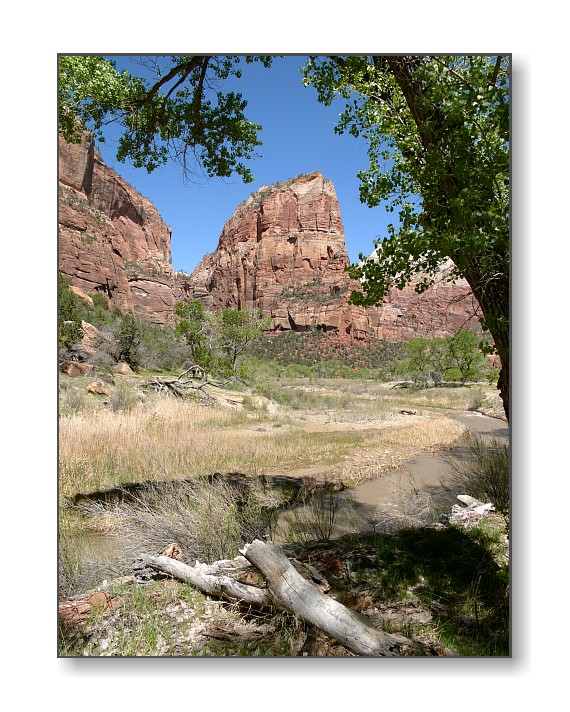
xmin=86 ymin=380 xmax=112 ymax=395
xmin=114 ymin=362 xmax=134 ymax=375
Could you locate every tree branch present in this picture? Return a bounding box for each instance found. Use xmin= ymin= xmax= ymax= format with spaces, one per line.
xmin=489 ymin=55 xmax=503 ymax=87
xmin=143 ymin=56 xmax=207 ymax=104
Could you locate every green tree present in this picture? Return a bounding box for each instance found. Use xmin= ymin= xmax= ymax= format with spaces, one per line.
xmin=396 ymin=338 xmax=434 ymax=386
xmin=115 ymin=312 xmax=142 ymax=370
xmin=445 ymin=330 xmax=489 ymax=385
xmin=174 ymin=300 xmax=214 ymax=370
xmin=302 ymin=55 xmax=510 ymax=420
xmin=215 ymin=307 xmax=273 ymax=377
xmin=58 ymin=272 xmax=84 ymax=350
xmin=425 ymin=337 xmax=450 ymax=386
xmin=59 ymin=55 xmax=274 ymax=182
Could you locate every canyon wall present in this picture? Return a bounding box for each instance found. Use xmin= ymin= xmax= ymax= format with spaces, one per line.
xmin=59 ymin=137 xmax=479 ymax=341
xmin=58 ymin=132 xmax=185 ymax=323
xmin=186 ymin=172 xmax=480 ymax=341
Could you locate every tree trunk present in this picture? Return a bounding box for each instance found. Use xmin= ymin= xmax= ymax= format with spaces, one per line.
xmin=240 ymin=540 xmax=408 ymax=656
xmin=464 ymin=270 xmax=510 ymax=422
xmin=385 ymin=56 xmax=510 ymax=423
xmin=139 ymin=541 xmax=411 ymax=657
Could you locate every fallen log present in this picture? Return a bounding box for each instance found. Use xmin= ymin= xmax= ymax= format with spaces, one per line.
xmin=137 ymin=554 xmax=271 ymax=606
xmin=139 ymin=541 xmax=410 ymax=656
xmin=140 ymin=371 xmax=243 ymax=405
xmin=241 ymin=540 xmax=408 ymax=656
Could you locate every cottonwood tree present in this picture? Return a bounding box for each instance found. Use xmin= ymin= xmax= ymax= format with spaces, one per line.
xmin=396 ymin=337 xmax=434 ymax=387
xmin=302 ymin=55 xmax=510 ymax=420
xmin=174 ymin=302 xmax=272 ymax=378
xmin=446 ymin=329 xmax=489 ymax=385
xmin=174 ymin=300 xmax=215 ymax=371
xmin=214 ymin=307 xmax=273 ymax=377
xmin=59 ymin=55 xmax=274 ymax=183
xmin=396 ymin=332 xmax=490 ymax=387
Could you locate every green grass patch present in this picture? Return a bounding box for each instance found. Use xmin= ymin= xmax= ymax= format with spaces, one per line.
xmin=370 ymin=526 xmax=509 ymax=655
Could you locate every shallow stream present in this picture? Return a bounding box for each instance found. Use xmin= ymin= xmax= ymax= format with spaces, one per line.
xmin=273 ymin=411 xmax=509 ymax=541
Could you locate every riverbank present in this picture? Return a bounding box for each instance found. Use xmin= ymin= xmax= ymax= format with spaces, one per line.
xmin=59 ymin=378 xmax=509 ymax=656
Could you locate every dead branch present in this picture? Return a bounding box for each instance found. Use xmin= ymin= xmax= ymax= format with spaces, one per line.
xmin=137 ymin=553 xmax=272 ymax=606
xmin=139 ymin=540 xmax=410 ymax=656
xmin=140 ymin=368 xmax=243 ymax=404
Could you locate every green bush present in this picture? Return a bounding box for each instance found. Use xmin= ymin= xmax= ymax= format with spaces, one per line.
xmin=109 ymin=380 xmax=139 ymax=412
xmin=58 ymin=273 xmax=84 ymax=349
xmin=138 ymin=322 xmax=192 ymax=372
xmin=444 ymin=436 xmax=510 ymax=513
xmin=115 ymin=313 xmax=142 ymax=370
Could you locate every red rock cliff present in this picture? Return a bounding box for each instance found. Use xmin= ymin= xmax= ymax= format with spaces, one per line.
xmin=59 ymin=137 xmax=479 ymax=340
xmin=187 ymin=172 xmax=480 ymax=340
xmin=58 ymin=132 xmax=182 ymax=322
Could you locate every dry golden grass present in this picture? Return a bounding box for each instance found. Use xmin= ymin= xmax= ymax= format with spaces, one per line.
xmin=60 ymin=382 xmax=468 ymax=501
xmin=379 ymin=383 xmax=490 ymax=411
xmin=378 ymin=415 xmax=466 ymax=449
xmin=60 ymin=396 xmax=372 ymax=499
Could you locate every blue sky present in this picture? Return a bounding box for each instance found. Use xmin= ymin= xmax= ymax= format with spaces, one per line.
xmin=95 ymin=55 xmax=392 ymax=273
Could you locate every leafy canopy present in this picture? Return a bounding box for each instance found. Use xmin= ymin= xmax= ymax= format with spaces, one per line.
xmin=396 ymin=332 xmax=492 ymax=387
xmin=174 ymin=302 xmax=272 ymax=377
xmin=302 ymin=55 xmax=509 ymax=303
xmin=59 ymin=55 xmax=275 ymax=182
xmin=175 ymin=300 xmax=214 ymax=370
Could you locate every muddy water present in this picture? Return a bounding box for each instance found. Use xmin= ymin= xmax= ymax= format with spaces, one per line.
xmin=274 ymin=411 xmax=509 ymax=541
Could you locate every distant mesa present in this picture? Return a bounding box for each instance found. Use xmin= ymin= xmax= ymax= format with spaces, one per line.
xmin=58 ymin=134 xmax=479 ymax=341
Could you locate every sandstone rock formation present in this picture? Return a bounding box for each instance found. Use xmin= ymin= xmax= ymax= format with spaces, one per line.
xmin=59 ymin=135 xmax=479 ymax=342
xmin=186 ymin=172 xmax=480 ymax=341
xmin=58 ymin=132 xmax=184 ymax=323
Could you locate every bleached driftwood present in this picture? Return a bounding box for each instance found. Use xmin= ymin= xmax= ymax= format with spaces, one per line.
xmin=449 ymin=495 xmax=495 ymax=524
xmin=138 ymin=553 xmax=271 ymax=606
xmin=240 ymin=539 xmax=407 ymax=656
xmin=139 ymin=540 xmax=409 ymax=656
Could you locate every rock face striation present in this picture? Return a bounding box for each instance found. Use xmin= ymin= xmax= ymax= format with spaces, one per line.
xmin=59 ymin=132 xmax=185 ymax=322
xmin=186 ymin=172 xmax=480 ymax=341
xmin=188 ymin=172 xmax=366 ymax=335
xmin=59 ymin=136 xmax=479 ymax=340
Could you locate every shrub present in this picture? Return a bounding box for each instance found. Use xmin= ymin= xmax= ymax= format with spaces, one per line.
xmin=59 ymin=384 xmax=89 ymax=415
xmin=109 ymin=380 xmax=139 ymax=412
xmin=113 ymin=478 xmax=287 ymax=564
xmin=279 ymin=492 xmax=345 ymax=542
xmin=138 ymin=322 xmax=192 ymax=372
xmin=58 ymin=273 xmax=84 ymax=350
xmin=246 ymin=330 xmax=402 ymax=378
xmin=115 ymin=313 xmax=142 ymax=370
xmin=444 ymin=436 xmax=510 ymax=512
